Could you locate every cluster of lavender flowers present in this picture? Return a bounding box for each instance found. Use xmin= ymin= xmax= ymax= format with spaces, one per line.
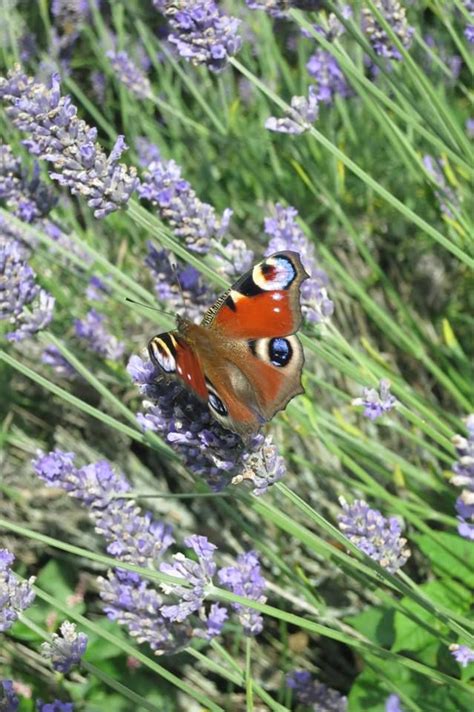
xmin=0 ymin=68 xmax=138 ymax=219
xmin=264 ymin=203 xmax=333 ymax=323
xmin=352 ymin=379 xmax=398 ymax=420
xmin=449 ymin=643 xmax=474 ymax=668
xmin=137 ymin=138 xmax=232 ymax=254
xmin=32 ymin=449 xmax=268 ymax=653
xmin=129 ymin=354 xmax=286 ymax=493
xmin=361 ymin=0 xmax=414 ymax=61
xmin=50 ymin=0 xmax=92 ymax=60
xmin=337 ymin=498 xmax=411 ymax=573
xmin=286 ymin=670 xmax=347 ymax=711
xmin=153 ymin=1 xmax=241 ymax=73
xmin=0 ymin=237 xmax=55 ymax=342
xmin=450 ymin=414 xmax=474 ymax=541
xmin=265 ymin=85 xmax=319 ymax=134
xmin=0 ymin=680 xmax=74 ymax=712
xmin=0 ymin=549 xmax=35 ymax=632
xmin=423 ymin=155 xmax=461 ymax=219
xmin=74 ymin=309 xmax=125 ymax=361
xmin=464 ymin=1 xmax=474 ymax=43
xmin=306 ymin=49 xmax=350 ymax=104
xmin=107 ymin=51 xmax=152 ymax=100
xmin=0 ymin=143 xmax=85 ymax=258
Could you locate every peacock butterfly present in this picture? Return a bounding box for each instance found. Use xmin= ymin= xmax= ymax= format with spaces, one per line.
xmin=148 ymin=251 xmax=308 ymax=439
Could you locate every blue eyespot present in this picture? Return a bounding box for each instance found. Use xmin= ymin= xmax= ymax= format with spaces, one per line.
xmin=269 ymin=337 xmax=292 ymax=367
xmin=209 ymin=391 xmax=227 ymax=416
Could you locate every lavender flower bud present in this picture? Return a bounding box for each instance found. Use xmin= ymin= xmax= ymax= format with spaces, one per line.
xmin=265 ymin=86 xmax=319 ymax=134
xmin=0 ymin=549 xmax=36 ymax=632
xmin=0 ymin=680 xmax=19 ymax=712
xmin=0 ymin=238 xmax=54 ymax=341
xmin=362 ymin=0 xmax=414 ymax=61
xmin=74 ymin=309 xmax=124 ymax=360
xmin=137 ymin=139 xmax=232 ymax=253
xmin=264 ymin=203 xmax=333 ymax=323
xmin=450 ymin=414 xmax=474 ymax=540
xmin=41 ymin=621 xmax=88 ymax=673
xmin=154 ymin=1 xmax=242 ymax=73
xmin=423 ymin=155 xmax=460 ymax=219
xmin=41 ymin=345 xmax=78 ymax=379
xmin=159 ymin=536 xmax=221 ymax=631
xmin=107 ymin=51 xmax=152 ymax=100
xmin=218 ymin=551 xmax=267 ymax=635
xmin=385 ymin=694 xmax=403 ymax=712
xmin=449 ymin=643 xmax=474 ymax=667
xmin=338 ymin=498 xmax=411 ymax=573
xmin=36 ymin=701 xmax=74 ymax=712
xmin=352 ymin=379 xmax=398 ymax=420
xmin=0 ymin=68 xmax=138 ymax=218
xmin=306 ymin=50 xmax=350 ymax=104
xmin=145 ymin=243 xmax=213 ymax=322
xmin=286 ymin=670 xmax=347 ymax=711
xmin=464 ymin=1 xmax=474 ymax=43
xmin=232 ymin=435 xmax=286 ymax=495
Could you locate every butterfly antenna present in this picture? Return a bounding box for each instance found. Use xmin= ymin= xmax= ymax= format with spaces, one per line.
xmin=125 ymin=297 xmax=175 ymax=319
xmin=168 ymin=252 xmax=187 ymax=315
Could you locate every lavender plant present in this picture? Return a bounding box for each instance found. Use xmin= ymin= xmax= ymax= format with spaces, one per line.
xmin=0 ymin=0 xmax=472 ymax=708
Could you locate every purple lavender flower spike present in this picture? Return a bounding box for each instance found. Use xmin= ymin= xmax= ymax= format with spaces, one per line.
xmin=466 ymin=118 xmax=474 ymax=139
xmin=306 ymin=50 xmax=350 ymax=104
xmin=154 ymin=1 xmax=242 ymax=73
xmin=213 ymin=239 xmax=255 ymax=279
xmin=449 ymin=643 xmax=474 ymax=667
xmin=41 ymin=621 xmax=88 ymax=673
xmin=352 ymin=379 xmax=398 ymax=420
xmin=385 ymin=694 xmax=403 ymax=712
xmin=218 ymin=551 xmax=267 ymax=635
xmin=0 ymin=680 xmax=19 ymax=712
xmin=362 ymin=0 xmax=414 ymax=61
xmin=36 ymin=701 xmax=74 ymax=712
xmin=233 ymin=435 xmax=286 ymax=495
xmin=0 ymin=549 xmax=36 ymax=632
xmin=265 ymin=85 xmax=319 ymax=134
xmin=74 ymin=309 xmax=124 ymax=360
xmin=160 ymin=535 xmax=217 ymax=623
xmin=0 ymin=143 xmax=58 ymax=223
xmin=450 ymin=414 xmax=474 ymax=540
xmin=107 ymin=51 xmax=152 ymax=100
xmin=1 ymin=238 xmax=54 ymax=341
xmin=145 ymin=243 xmax=213 ymax=322
xmin=99 ymin=568 xmax=190 ymax=655
xmin=286 ymin=670 xmax=347 ymax=710
xmin=338 ymin=498 xmax=410 ymax=573
xmin=464 ymin=2 xmax=474 ymax=42
xmin=85 ymin=275 xmax=110 ymax=302
xmin=264 ymin=203 xmax=333 ymax=323
xmin=0 ymin=68 xmax=138 ymax=219
xmin=137 ymin=138 xmax=232 ymax=253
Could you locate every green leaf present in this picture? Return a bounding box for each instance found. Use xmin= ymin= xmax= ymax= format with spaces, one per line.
xmin=346 ymin=606 xmax=395 ymax=648
xmin=392 ymin=579 xmax=471 ymax=664
xmin=414 ymin=533 xmax=474 ymax=587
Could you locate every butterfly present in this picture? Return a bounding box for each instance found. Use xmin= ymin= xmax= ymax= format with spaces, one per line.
xmin=148 ymin=251 xmax=308 ymax=440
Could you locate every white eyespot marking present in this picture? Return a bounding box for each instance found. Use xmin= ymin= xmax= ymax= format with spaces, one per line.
xmin=177 ymin=365 xmax=183 ymax=375
xmin=150 ymin=339 xmax=176 ymax=373
xmin=252 ymin=256 xmax=296 ymax=291
xmin=272 ymin=292 xmax=283 ymax=301
xmin=273 ymin=307 xmax=281 ymax=314
xmin=187 ymin=373 xmax=192 ymax=381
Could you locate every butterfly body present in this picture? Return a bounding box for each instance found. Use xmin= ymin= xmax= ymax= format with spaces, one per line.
xmin=148 ymin=251 xmax=308 ymax=439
